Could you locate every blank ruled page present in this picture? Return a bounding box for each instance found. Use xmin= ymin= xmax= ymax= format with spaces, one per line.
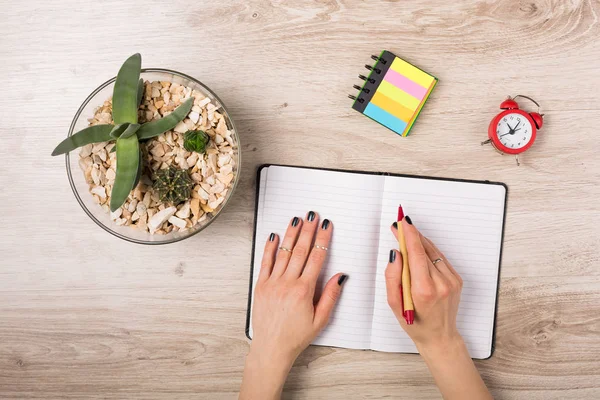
xmin=370 ymin=176 xmax=506 ymax=359
xmin=249 ymin=166 xmax=385 ymax=349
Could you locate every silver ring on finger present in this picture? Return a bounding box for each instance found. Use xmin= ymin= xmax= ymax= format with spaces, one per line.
xmin=432 ymin=258 xmax=443 ymax=265
xmin=314 ymin=245 xmax=328 ymax=251
xmin=279 ymin=246 xmax=293 ymax=253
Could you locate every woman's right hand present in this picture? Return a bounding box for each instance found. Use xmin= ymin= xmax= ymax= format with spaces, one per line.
xmin=385 ymin=216 xmax=464 ymax=351
xmin=386 ymin=216 xmax=493 ymax=400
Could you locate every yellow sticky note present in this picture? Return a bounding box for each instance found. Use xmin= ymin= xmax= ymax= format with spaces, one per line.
xmin=377 ymin=80 xmax=420 ymax=111
xmin=389 ymin=58 xmax=435 ymax=89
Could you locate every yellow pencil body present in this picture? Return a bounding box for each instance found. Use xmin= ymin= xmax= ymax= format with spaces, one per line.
xmin=397 ymin=223 xmax=414 ymax=313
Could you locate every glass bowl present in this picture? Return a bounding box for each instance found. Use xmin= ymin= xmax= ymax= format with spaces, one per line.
xmin=65 ymin=69 xmax=241 ymax=245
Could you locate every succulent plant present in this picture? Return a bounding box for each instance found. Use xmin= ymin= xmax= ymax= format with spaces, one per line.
xmin=153 ymin=166 xmax=194 ymax=204
xmin=52 ymin=53 xmax=194 ymax=211
xmin=183 ymin=130 xmax=209 ymax=153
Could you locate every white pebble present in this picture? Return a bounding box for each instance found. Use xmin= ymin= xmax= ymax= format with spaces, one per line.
xmin=174 ymin=121 xmax=187 ymax=133
xmin=148 ymin=206 xmax=177 ymax=233
xmin=106 ymin=168 xmax=116 ymax=181
xmin=168 ymin=216 xmax=187 ymax=229
xmin=98 ymin=148 xmax=107 ymax=162
xmin=91 ymin=186 xmax=106 ymax=199
xmin=198 ymin=97 xmax=211 ymax=108
xmin=128 ymin=199 xmax=138 ymax=213
xmin=136 ymin=202 xmax=147 ymax=216
xmin=110 ymin=208 xmax=122 ymax=220
xmin=79 ymin=157 xmax=93 ymax=172
xmin=80 ymin=144 xmax=93 ymax=157
xmin=91 ymin=167 xmax=101 ymax=185
xmin=175 ymin=202 xmax=191 ymax=219
xmin=92 ymin=142 xmax=107 ymax=153
xmin=189 ymin=111 xmax=200 ymax=124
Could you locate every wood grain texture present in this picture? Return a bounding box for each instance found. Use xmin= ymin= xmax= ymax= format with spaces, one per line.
xmin=1 ymin=0 xmax=599 ymax=398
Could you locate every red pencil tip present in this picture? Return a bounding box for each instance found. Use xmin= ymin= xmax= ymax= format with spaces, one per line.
xmin=397 ymin=205 xmax=404 ymax=221
xmin=404 ymin=310 xmax=414 ymax=325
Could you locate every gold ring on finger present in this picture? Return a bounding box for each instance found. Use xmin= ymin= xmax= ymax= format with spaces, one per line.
xmin=314 ymin=245 xmax=328 ymax=251
xmin=279 ymin=246 xmax=293 ymax=252
xmin=432 ymin=258 xmax=443 ymax=265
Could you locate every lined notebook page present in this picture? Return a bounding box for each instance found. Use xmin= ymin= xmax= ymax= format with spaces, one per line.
xmin=250 ymin=166 xmax=385 ymax=349
xmin=371 ymin=176 xmax=506 ymax=359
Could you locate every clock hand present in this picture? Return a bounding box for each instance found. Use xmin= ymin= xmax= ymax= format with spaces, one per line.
xmin=514 ymin=120 xmax=521 ymax=130
xmin=506 ymin=125 xmax=520 ymax=135
xmin=501 ymin=123 xmax=516 ymax=138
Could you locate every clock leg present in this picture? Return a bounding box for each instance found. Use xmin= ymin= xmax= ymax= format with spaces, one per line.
xmin=515 ymin=154 xmax=520 ymax=166
xmin=481 ymin=139 xmax=492 ymax=145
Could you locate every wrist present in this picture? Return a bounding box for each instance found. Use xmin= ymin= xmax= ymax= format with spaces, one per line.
xmin=246 ymin=346 xmax=295 ymax=372
xmin=241 ymin=346 xmax=295 ymax=398
xmin=415 ymin=334 xmax=492 ymax=399
xmin=248 ymin=339 xmax=297 ymax=371
xmin=416 ymin=333 xmax=467 ymax=362
xmin=244 ymin=346 xmax=295 ymax=391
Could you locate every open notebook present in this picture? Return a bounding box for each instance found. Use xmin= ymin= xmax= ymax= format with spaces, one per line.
xmin=246 ymin=165 xmax=507 ymax=359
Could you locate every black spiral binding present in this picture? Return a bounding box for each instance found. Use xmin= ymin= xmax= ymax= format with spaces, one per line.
xmin=358 ymin=74 xmax=375 ymax=84
xmin=364 ymin=64 xmax=381 ymax=74
xmin=350 ymin=51 xmax=394 ymax=114
xmin=371 ymin=54 xmax=388 ymax=64
xmin=353 ymin=84 xmax=370 ymax=94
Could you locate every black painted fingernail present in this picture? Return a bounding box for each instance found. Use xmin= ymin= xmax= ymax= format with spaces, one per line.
xmin=392 ymin=222 xmax=398 ymax=229
xmin=269 ymin=233 xmax=276 ymax=241
xmin=338 ymin=274 xmax=348 ymax=285
xmin=307 ymin=211 xmax=315 ymax=222
xmin=292 ymin=217 xmax=300 ymax=227
xmin=405 ymin=215 xmax=413 ymax=225
xmin=389 ymin=249 xmax=396 ymax=263
xmin=322 ymin=219 xmax=330 ymax=230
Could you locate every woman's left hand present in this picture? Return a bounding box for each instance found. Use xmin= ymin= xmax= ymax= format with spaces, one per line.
xmin=240 ymin=212 xmax=347 ymax=400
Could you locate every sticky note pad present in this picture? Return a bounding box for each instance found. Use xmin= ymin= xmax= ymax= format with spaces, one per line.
xmin=351 ymin=51 xmax=438 ymax=137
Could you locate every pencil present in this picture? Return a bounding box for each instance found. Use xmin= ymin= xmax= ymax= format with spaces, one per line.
xmin=397 ymin=205 xmax=415 ymax=325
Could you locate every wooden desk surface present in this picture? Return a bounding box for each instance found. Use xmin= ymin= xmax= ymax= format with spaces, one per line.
xmin=1 ymin=0 xmax=599 ymax=398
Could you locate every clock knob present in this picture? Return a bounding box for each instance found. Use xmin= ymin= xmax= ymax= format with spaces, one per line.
xmin=530 ymin=112 xmax=544 ymax=129
xmin=500 ymin=99 xmax=519 ymax=110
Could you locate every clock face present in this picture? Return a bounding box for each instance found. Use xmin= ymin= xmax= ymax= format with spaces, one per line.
xmin=495 ymin=113 xmax=533 ymax=150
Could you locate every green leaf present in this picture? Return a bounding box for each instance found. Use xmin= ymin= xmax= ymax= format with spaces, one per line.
xmin=110 ymin=122 xmax=139 ymax=139
xmin=137 ymin=79 xmax=144 ymax=106
xmin=51 ymin=124 xmax=114 ymax=156
xmin=113 ymin=53 xmax=141 ymax=125
xmin=121 ymin=123 xmax=140 ymax=139
xmin=133 ymin=148 xmax=144 ymax=188
xmin=109 ymin=123 xmax=130 ymax=139
xmin=136 ymin=97 xmax=194 ymax=140
xmin=110 ymin=135 xmax=140 ymax=212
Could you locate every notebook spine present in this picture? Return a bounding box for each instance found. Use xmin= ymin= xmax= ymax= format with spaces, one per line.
xmin=350 ymin=51 xmax=394 ymax=113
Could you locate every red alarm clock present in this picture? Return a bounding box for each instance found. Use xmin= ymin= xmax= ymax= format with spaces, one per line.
xmin=482 ymin=95 xmax=544 ymax=165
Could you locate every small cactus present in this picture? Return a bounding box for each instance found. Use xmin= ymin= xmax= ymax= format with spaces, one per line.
xmin=184 ymin=130 xmax=210 ymax=153
xmin=153 ymin=166 xmax=194 ymax=204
